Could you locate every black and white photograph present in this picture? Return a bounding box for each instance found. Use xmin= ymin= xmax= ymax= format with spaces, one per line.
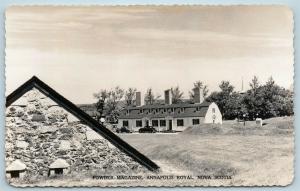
xmin=5 ymin=5 xmax=294 ymax=186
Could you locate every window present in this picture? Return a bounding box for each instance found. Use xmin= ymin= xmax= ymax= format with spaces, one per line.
xmin=212 ymin=108 xmax=216 ymax=113
xmin=55 ymin=169 xmax=63 ymax=175
xmin=160 ymin=120 xmax=166 ymax=127
xmin=152 ymin=120 xmax=159 ymax=127
xmin=139 ymin=109 xmax=143 ymax=114
xmin=177 ymin=119 xmax=184 ymax=126
xmin=122 ymin=120 xmax=129 ymax=127
xmin=126 ymin=110 xmax=130 ymax=115
xmin=136 ymin=120 xmax=142 ymax=127
xmin=10 ymin=171 xmax=20 ymax=178
xmin=192 ymin=119 xmax=200 ymax=125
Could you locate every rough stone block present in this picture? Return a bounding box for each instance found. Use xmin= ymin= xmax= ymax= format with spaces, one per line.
xmin=86 ymin=130 xmax=104 ymax=140
xmin=39 ymin=126 xmax=58 ymax=134
xmin=31 ymin=114 xmax=46 ymax=122
xmin=59 ymin=127 xmax=73 ymax=134
xmin=59 ymin=134 xmax=72 ymax=140
xmin=16 ymin=141 xmax=29 ymax=149
xmin=59 ymin=140 xmax=71 ymax=150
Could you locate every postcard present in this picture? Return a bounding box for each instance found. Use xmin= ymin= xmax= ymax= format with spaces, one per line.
xmin=5 ymin=5 xmax=294 ymax=187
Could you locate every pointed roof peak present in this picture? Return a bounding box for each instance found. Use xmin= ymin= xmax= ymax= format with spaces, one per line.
xmin=6 ymin=76 xmax=159 ymax=172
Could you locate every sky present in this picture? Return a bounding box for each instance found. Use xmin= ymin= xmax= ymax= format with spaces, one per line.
xmin=5 ymin=5 xmax=294 ymax=104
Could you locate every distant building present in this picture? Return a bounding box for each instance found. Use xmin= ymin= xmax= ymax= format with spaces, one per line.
xmin=118 ymin=88 xmax=222 ymax=132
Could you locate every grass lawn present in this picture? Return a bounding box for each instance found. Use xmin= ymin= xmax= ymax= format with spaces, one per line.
xmin=118 ymin=116 xmax=294 ymax=186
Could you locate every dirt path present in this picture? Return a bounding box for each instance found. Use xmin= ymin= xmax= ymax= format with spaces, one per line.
xmin=154 ymin=160 xmax=193 ymax=175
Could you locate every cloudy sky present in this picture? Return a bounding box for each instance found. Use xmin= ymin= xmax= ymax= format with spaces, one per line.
xmin=5 ymin=6 xmax=294 ymax=104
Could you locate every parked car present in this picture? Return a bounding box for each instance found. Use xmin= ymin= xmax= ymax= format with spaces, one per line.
xmin=116 ymin=126 xmax=132 ymax=133
xmin=139 ymin=126 xmax=157 ymax=133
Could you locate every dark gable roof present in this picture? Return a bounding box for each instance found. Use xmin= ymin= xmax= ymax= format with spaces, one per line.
xmin=119 ymin=102 xmax=211 ymax=119
xmin=6 ymin=76 xmax=159 ymax=172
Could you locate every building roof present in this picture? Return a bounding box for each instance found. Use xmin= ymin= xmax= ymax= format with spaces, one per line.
xmin=6 ymin=76 xmax=159 ymax=172
xmin=49 ymin=159 xmax=70 ymax=169
xmin=6 ymin=160 xmax=26 ymax=171
xmin=119 ymin=102 xmax=211 ymax=119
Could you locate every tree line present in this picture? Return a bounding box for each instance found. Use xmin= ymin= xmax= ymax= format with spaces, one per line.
xmin=93 ymin=80 xmax=207 ymax=122
xmin=206 ymin=76 xmax=293 ymax=120
xmin=93 ymin=77 xmax=293 ymax=122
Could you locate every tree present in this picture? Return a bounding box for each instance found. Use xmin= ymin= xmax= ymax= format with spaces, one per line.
xmin=243 ymin=76 xmax=293 ymax=119
xmin=125 ymin=88 xmax=137 ymax=106
xmin=249 ymin=76 xmax=260 ymax=91
xmin=106 ymin=86 xmax=124 ymax=123
xmin=94 ymin=86 xmax=124 ymax=123
xmin=219 ymin=81 xmax=234 ymax=94
xmin=189 ymin=81 xmax=209 ymax=100
xmin=171 ymin=86 xmax=184 ymax=104
xmin=144 ymin=88 xmax=161 ymax=105
xmin=206 ymin=81 xmax=240 ymax=120
xmin=93 ymin=90 xmax=109 ymax=122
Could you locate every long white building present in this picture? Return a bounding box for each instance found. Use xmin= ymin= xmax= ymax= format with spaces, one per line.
xmin=118 ymin=88 xmax=222 ymax=132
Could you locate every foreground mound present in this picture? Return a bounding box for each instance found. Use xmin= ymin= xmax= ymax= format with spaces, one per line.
xmin=182 ymin=116 xmax=294 ymax=136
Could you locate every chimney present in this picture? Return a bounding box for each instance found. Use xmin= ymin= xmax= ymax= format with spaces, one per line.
xmin=136 ymin=92 xmax=141 ymax=106
xmin=193 ymin=87 xmax=204 ymax=103
xmin=164 ymin=89 xmax=172 ymax=105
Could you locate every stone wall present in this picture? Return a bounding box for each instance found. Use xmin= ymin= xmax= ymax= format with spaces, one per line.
xmin=5 ymin=88 xmax=146 ymax=180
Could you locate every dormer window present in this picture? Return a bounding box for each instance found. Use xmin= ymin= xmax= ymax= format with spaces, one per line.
xmin=139 ymin=109 xmax=143 ymax=114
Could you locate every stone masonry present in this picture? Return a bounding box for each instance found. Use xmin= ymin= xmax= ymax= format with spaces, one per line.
xmin=5 ymin=88 xmax=146 ymax=179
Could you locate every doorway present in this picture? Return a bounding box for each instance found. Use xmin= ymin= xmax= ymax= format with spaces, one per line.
xmin=10 ymin=171 xmax=20 ymax=178
xmin=168 ymin=120 xmax=172 ymax=131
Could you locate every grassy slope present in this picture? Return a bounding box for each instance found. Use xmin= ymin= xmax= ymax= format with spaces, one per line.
xmin=119 ymin=116 xmax=294 ymax=185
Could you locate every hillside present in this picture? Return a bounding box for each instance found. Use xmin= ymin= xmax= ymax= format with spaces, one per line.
xmin=182 ymin=116 xmax=293 ymax=136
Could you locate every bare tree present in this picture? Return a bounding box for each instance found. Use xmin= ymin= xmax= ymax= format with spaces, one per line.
xmin=144 ymin=88 xmax=161 ymax=105
xmin=125 ymin=88 xmax=137 ymax=106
